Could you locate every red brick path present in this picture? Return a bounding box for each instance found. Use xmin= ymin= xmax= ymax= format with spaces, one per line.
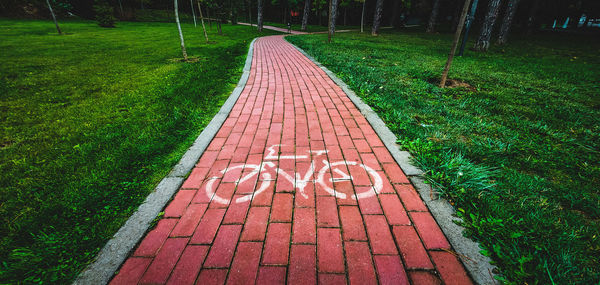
xmin=111 ymin=36 xmax=473 ymax=285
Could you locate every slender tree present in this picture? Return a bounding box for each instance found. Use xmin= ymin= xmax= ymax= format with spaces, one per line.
xmin=174 ymin=0 xmax=188 ymax=60
xmin=197 ymin=0 xmax=209 ymax=42
xmin=257 ymin=0 xmax=264 ymax=31
xmin=328 ymin=0 xmax=339 ymax=42
xmin=191 ymin=0 xmax=197 ymax=26
xmin=371 ymin=0 xmax=384 ymax=35
xmin=46 ymin=0 xmax=62 ymax=35
xmin=426 ymin=0 xmax=441 ymax=33
xmin=118 ymin=0 xmax=124 ymax=18
xmin=302 ymin=0 xmax=311 ymax=30
xmin=473 ymin=0 xmax=502 ymax=51
xmin=440 ymin=0 xmax=473 ymax=87
xmin=361 ymin=0 xmax=366 ymax=32
xmin=497 ymin=0 xmax=520 ymax=44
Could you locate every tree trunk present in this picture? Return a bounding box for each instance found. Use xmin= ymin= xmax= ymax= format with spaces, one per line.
xmin=440 ymin=0 xmax=473 ymax=87
xmin=426 ymin=0 xmax=441 ymax=33
xmin=525 ymin=0 xmax=539 ymax=35
xmin=174 ymin=0 xmax=188 ymax=61
xmin=197 ymin=1 xmax=209 ymax=42
xmin=328 ymin=0 xmax=339 ymax=42
xmin=344 ymin=7 xmax=347 ymax=26
xmin=191 ymin=0 xmax=197 ymax=27
xmin=497 ymin=0 xmax=520 ymax=44
xmin=257 ymin=0 xmax=264 ymax=31
xmin=473 ymin=0 xmax=502 ymax=51
xmin=302 ymin=0 xmax=311 ymax=30
xmin=371 ymin=0 xmax=384 ymax=35
xmin=361 ymin=0 xmax=366 ymax=32
xmin=46 ymin=0 xmax=62 ymax=35
xmin=390 ymin=0 xmax=400 ymax=27
xmin=118 ymin=0 xmax=124 ymax=18
xmin=318 ymin=6 xmax=322 ymax=25
xmin=458 ymin=0 xmax=480 ymax=56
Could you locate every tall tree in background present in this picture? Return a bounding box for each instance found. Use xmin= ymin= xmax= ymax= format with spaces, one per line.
xmin=360 ymin=0 xmax=366 ymax=32
xmin=328 ymin=0 xmax=339 ymax=42
xmin=426 ymin=0 xmax=441 ymax=32
xmin=473 ymin=0 xmax=502 ymax=51
xmin=191 ymin=0 xmax=197 ymax=26
xmin=174 ymin=0 xmax=188 ymax=60
xmin=197 ymin=0 xmax=209 ymax=42
xmin=371 ymin=0 xmax=384 ymax=35
xmin=302 ymin=0 xmax=311 ymax=30
xmin=46 ymin=0 xmax=62 ymax=34
xmin=257 ymin=0 xmax=264 ymax=31
xmin=497 ymin=0 xmax=520 ymax=44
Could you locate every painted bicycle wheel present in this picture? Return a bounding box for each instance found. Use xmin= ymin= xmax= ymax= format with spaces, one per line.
xmin=316 ymin=160 xmax=383 ymax=200
xmin=205 ymin=164 xmax=272 ymax=204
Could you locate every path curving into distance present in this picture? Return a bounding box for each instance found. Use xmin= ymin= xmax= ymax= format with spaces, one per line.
xmin=110 ymin=35 xmax=474 ymax=285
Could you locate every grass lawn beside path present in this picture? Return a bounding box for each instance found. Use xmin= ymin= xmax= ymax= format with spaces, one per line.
xmin=0 ymin=19 xmax=278 ymax=283
xmin=287 ymin=30 xmax=600 ymax=284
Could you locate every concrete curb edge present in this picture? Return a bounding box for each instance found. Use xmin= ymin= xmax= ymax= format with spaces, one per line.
xmin=287 ymin=39 xmax=498 ymax=285
xmin=73 ymin=38 xmax=257 ymax=285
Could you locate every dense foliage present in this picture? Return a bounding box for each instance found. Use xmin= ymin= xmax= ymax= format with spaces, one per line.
xmin=288 ymin=30 xmax=600 ymax=284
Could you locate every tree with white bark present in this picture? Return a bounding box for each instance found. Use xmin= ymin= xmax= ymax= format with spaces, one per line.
xmin=302 ymin=0 xmax=311 ymax=31
xmin=371 ymin=0 xmax=384 ymax=35
xmin=473 ymin=0 xmax=502 ymax=51
xmin=497 ymin=0 xmax=520 ymax=45
xmin=174 ymin=0 xmax=188 ymax=60
xmin=426 ymin=0 xmax=441 ymax=33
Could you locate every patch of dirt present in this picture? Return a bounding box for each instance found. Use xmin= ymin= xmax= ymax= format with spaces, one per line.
xmin=444 ymin=79 xmax=477 ymax=92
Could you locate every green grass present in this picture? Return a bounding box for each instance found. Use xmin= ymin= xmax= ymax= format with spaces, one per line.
xmin=287 ymin=30 xmax=600 ymax=284
xmin=0 ymin=19 xmax=278 ymax=283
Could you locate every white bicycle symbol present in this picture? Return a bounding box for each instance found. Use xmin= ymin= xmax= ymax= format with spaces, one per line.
xmin=205 ymin=145 xmax=383 ymax=204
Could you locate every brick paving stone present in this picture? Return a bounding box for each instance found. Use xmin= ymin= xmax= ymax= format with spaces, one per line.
xmin=203 ymin=225 xmax=242 ymax=268
xmin=166 ymin=245 xmax=208 ymax=285
xmin=170 ymin=204 xmax=208 ymax=237
xmin=139 ymin=238 xmax=188 ymax=284
xmin=345 ymin=241 xmax=377 ymax=285
xmin=189 ymin=208 xmax=226 ymax=244
xmin=133 ymin=219 xmax=178 ymax=257
xmin=394 ymin=184 xmax=428 ymax=212
xmin=379 ymin=194 xmax=411 ymax=225
xmin=110 ymin=257 xmax=151 ymax=285
xmin=241 ymin=207 xmax=270 ymax=241
xmin=271 ymin=193 xmax=293 ymax=222
xmin=164 ymin=190 xmax=196 ymax=218
xmin=430 ymin=251 xmax=473 ymax=285
xmin=318 ymin=274 xmax=347 ymax=285
xmin=408 ymin=271 xmax=442 ymax=285
xmin=373 ymin=255 xmax=409 ymax=285
xmin=292 ymin=207 xmax=316 ymax=244
xmin=339 ymin=206 xmax=367 ymax=241
xmin=288 ymin=244 xmax=317 ymax=284
xmin=410 ymin=212 xmax=451 ymax=250
xmin=317 ymin=228 xmax=345 ymax=273
xmin=196 ymin=269 xmax=228 ymax=284
xmin=114 ymin=36 xmax=473 ymax=285
xmin=256 ymin=266 xmax=287 ymax=284
xmin=262 ymin=223 xmax=291 ymax=265
xmin=227 ymin=242 xmax=263 ymax=284
xmin=392 ymin=226 xmax=433 ymax=269
xmin=317 ymin=196 xmax=340 ymax=227
xmin=363 ymin=215 xmax=398 ymax=255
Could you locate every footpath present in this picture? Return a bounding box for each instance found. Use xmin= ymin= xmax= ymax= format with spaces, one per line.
xmin=108 ymin=35 xmax=476 ymax=284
